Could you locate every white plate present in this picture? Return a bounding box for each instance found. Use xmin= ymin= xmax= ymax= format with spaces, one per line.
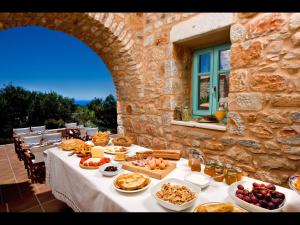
xmin=151 ymin=178 xmax=200 ymax=211
xmin=184 ymin=172 xmax=211 ymax=189
xmin=99 ymin=162 xmax=122 ymax=177
xmin=288 ymin=175 xmax=300 ymax=195
xmin=103 ymin=146 xmax=129 ymax=155
xmin=228 ymin=180 xmax=286 ymax=212
xmin=113 ymin=173 xmax=151 ymax=193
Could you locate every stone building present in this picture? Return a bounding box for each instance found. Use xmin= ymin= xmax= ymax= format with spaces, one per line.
xmin=0 ymin=12 xmax=299 ymax=185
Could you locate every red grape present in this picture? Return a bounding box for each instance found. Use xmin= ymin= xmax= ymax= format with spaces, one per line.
xmin=251 ymin=196 xmax=258 ymax=203
xmin=253 ymin=182 xmax=260 ymax=188
xmin=260 ymin=190 xmax=268 ymax=196
xmin=237 ymin=184 xmax=244 ymax=190
xmin=255 ymin=203 xmax=261 ymax=207
xmin=243 ymin=196 xmax=251 ymax=202
xmin=267 ymin=202 xmax=275 ymax=210
xmin=256 ymin=193 xmax=263 ymax=199
xmin=237 ymin=194 xmax=244 ymax=199
xmin=266 ymin=184 xmax=276 ymax=191
xmin=236 ymin=189 xmax=244 ymax=195
xmin=275 ymin=192 xmax=284 ymax=199
xmin=243 ymin=190 xmax=250 ymax=195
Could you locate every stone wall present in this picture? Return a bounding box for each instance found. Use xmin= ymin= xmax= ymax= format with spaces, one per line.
xmin=1 ymin=12 xmax=299 ymax=185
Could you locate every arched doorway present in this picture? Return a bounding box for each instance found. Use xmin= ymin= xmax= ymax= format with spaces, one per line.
xmin=0 ymin=12 xmax=143 ymax=136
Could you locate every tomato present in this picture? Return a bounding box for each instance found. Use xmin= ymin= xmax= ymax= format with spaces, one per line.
xmin=88 ymin=162 xmax=94 ymax=166
xmin=83 ymin=162 xmax=88 ymax=166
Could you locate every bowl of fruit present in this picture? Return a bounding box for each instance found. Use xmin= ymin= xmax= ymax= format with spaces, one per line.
xmin=99 ymin=163 xmax=122 ymax=177
xmin=228 ymin=181 xmax=286 ymax=212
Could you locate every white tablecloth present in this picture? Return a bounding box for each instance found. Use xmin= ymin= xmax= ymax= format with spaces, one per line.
xmin=45 ymin=145 xmax=300 ymax=212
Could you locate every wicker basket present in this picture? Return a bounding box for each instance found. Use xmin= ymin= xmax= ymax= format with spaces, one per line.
xmin=112 ymin=136 xmax=133 ymax=147
xmin=93 ymin=139 xmax=109 ymax=146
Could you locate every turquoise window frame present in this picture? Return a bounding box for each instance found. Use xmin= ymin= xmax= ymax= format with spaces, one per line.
xmin=192 ymin=43 xmax=230 ymax=118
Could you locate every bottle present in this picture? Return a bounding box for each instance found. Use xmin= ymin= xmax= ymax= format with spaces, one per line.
xmin=182 ymin=106 xmax=190 ymax=121
xmin=173 ymin=106 xmax=182 ymax=121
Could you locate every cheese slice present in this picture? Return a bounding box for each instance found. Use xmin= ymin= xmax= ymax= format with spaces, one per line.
xmin=91 ymin=146 xmax=104 ymax=158
xmin=85 ymin=158 xmax=101 ymax=163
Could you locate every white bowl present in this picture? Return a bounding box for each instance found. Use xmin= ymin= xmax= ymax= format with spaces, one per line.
xmin=151 ymin=178 xmax=200 ymax=211
xmin=228 ymin=180 xmax=286 ymax=212
xmin=184 ymin=172 xmax=211 ymax=189
xmin=99 ymin=163 xmax=122 ymax=177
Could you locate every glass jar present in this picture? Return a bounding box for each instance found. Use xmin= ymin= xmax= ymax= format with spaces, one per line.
xmin=204 ymin=160 xmax=216 ymax=177
xmin=182 ymin=106 xmax=190 ymax=121
xmin=173 ymin=106 xmax=182 ymax=121
xmin=188 ymin=149 xmax=194 ymax=167
xmin=225 ymin=168 xmax=238 ymax=185
xmin=223 ymin=163 xmax=233 ymax=175
xmin=190 ymin=150 xmax=204 ymax=172
xmin=213 ymin=162 xmax=224 ymax=182
xmin=235 ymin=167 xmax=243 ymax=181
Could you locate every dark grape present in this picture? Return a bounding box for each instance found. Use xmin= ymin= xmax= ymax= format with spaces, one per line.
xmin=237 ymin=194 xmax=244 ymax=199
xmin=267 ymin=202 xmax=275 ymax=210
xmin=256 ymin=193 xmax=264 ymax=199
xmin=265 ymin=193 xmax=272 ymax=202
xmin=261 ymin=200 xmax=268 ymax=208
xmin=236 ymin=189 xmax=244 ymax=195
xmin=243 ymin=196 xmax=251 ymax=202
xmin=266 ymin=184 xmax=276 ymax=191
xmin=251 ymin=196 xmax=258 ymax=203
xmin=270 ymin=191 xmax=277 ymax=198
xmin=237 ymin=184 xmax=244 ymax=190
xmin=275 ymin=192 xmax=285 ymax=199
xmin=253 ymin=182 xmax=260 ymax=188
xmin=243 ymin=190 xmax=250 ymax=195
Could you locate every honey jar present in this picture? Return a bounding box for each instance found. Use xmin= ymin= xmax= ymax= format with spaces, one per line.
xmin=223 ymin=163 xmax=233 ymax=175
xmin=213 ymin=162 xmax=224 ymax=182
xmin=225 ymin=168 xmax=238 ymax=185
xmin=190 ymin=149 xmax=204 ymax=172
xmin=204 ymin=160 xmax=216 ymax=177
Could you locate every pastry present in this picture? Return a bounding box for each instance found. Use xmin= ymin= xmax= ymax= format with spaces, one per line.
xmin=194 ymin=203 xmax=245 ymax=212
xmin=92 ymin=132 xmax=110 ymax=146
xmin=59 ymin=139 xmax=85 ymax=151
xmin=114 ymin=153 xmax=127 ymax=161
xmin=114 ymin=173 xmax=150 ymax=191
xmin=112 ymin=135 xmax=133 ymax=147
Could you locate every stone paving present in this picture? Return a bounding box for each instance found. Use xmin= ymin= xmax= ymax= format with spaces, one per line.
xmin=0 ymin=144 xmax=73 ymax=212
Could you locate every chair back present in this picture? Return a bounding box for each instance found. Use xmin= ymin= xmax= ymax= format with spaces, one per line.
xmin=65 ymin=122 xmax=77 ymax=129
xmin=79 ymin=127 xmax=87 ymax=139
xmin=18 ymin=132 xmax=40 ymax=141
xmin=13 ymin=127 xmax=31 ymax=135
xmin=31 ymin=125 xmax=46 ymax=133
xmin=23 ymin=135 xmax=42 ymax=146
xmin=86 ymin=127 xmax=98 ymax=136
xmin=43 ymin=132 xmax=62 ymax=144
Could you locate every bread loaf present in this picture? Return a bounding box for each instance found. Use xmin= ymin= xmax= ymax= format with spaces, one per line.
xmin=152 ymin=150 xmax=181 ymax=160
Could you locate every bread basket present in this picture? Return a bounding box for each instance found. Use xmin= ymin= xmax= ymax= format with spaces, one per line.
xmin=112 ymin=135 xmax=133 ymax=147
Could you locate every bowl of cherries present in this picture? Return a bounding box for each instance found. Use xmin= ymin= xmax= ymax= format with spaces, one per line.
xmin=228 ymin=181 xmax=286 ymax=212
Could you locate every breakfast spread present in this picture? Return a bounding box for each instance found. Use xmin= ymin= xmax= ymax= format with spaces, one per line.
xmin=194 ymin=202 xmax=245 ymax=212
xmin=235 ymin=183 xmax=285 ymax=210
xmin=112 ymin=135 xmax=133 ymax=147
xmin=92 ymin=132 xmax=110 ymax=146
xmin=114 ymin=173 xmax=150 ymax=191
xmin=156 ymin=183 xmax=196 ymax=205
xmin=79 ymin=156 xmax=110 ymax=169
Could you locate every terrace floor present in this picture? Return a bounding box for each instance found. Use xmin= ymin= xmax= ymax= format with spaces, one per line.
xmin=0 ymin=144 xmax=73 ymax=212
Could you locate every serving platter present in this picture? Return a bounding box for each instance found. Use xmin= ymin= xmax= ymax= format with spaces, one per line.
xmin=103 ymin=146 xmax=129 ymax=155
xmin=113 ymin=173 xmax=151 ymax=193
xmin=288 ymin=175 xmax=300 ymax=195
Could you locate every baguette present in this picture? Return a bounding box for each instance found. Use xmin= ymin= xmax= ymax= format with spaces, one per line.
xmin=152 ymin=149 xmax=181 ymax=160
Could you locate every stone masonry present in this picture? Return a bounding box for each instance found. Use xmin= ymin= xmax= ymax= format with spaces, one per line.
xmin=0 ymin=12 xmax=299 ymax=185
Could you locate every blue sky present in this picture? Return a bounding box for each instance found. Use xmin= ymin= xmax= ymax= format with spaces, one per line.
xmin=0 ymin=26 xmax=116 ymax=100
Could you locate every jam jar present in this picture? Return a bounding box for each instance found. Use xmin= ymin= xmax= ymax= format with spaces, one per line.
xmin=204 ymin=160 xmax=216 ymax=177
xmin=213 ymin=162 xmax=224 ymax=182
xmin=223 ymin=163 xmax=233 ymax=175
xmin=190 ymin=149 xmax=204 ymax=172
xmin=225 ymin=168 xmax=238 ymax=185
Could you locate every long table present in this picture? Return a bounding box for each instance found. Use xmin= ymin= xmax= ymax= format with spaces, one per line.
xmin=45 ymin=145 xmax=300 ymax=212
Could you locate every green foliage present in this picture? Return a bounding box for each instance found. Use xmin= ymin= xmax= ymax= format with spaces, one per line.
xmin=0 ymin=84 xmax=117 ymax=138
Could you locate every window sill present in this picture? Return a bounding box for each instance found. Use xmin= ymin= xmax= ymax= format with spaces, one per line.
xmin=171 ymin=120 xmax=226 ymax=131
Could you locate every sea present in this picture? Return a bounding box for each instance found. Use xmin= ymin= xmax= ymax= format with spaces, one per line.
xmin=74 ymin=99 xmax=91 ymax=106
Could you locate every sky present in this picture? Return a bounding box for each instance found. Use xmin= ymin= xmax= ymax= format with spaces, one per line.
xmin=0 ymin=25 xmax=116 ymax=100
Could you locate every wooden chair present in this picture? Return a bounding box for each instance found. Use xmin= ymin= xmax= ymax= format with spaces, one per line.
xmin=23 ymin=151 xmax=45 ymax=184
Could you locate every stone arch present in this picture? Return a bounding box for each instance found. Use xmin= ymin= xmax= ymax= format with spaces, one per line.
xmin=0 ymin=12 xmax=144 ymax=133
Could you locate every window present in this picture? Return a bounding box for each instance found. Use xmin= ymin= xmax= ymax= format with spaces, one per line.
xmin=192 ymin=43 xmax=230 ymax=117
